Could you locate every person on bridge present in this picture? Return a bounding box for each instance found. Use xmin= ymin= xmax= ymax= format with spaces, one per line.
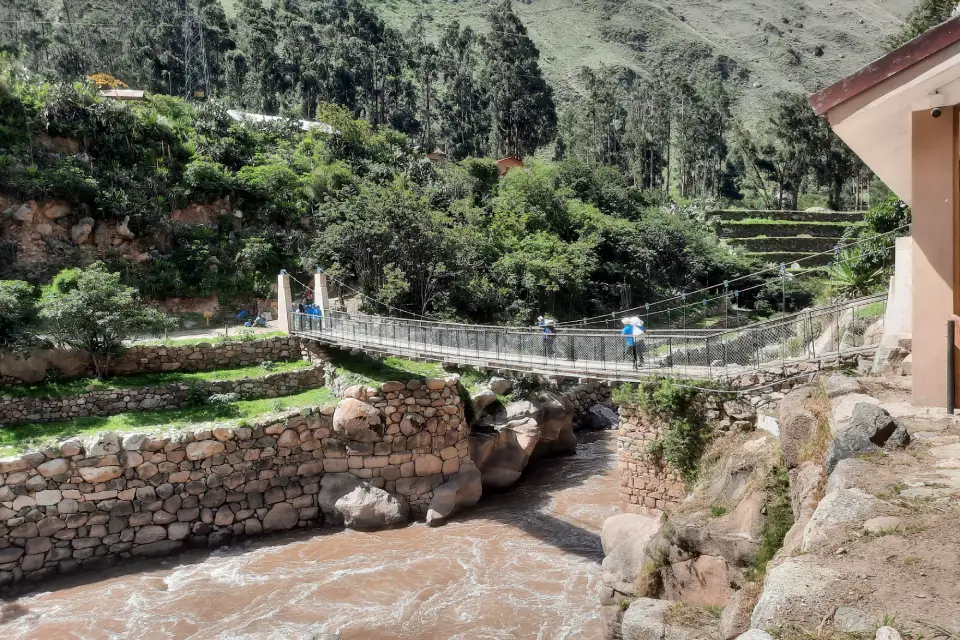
xmin=541 ymin=317 xmax=557 ymax=358
xmin=622 ymin=317 xmax=645 ymax=368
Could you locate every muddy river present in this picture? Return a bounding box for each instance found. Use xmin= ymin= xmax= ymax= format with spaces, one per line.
xmin=0 ymin=432 xmax=618 ymax=640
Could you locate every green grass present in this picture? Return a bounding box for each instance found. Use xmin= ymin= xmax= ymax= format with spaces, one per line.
xmin=747 ymin=467 xmax=794 ymax=580
xmin=134 ymin=330 xmax=286 ymax=347
xmin=0 ymin=360 xmax=313 ymax=399
xmin=328 ymin=351 xmax=447 ymax=388
xmin=0 ymin=387 xmax=336 ymax=457
xmin=854 ymin=301 xmax=886 ymax=319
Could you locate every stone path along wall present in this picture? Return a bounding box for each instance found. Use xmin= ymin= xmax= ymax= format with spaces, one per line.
xmin=0 ymin=376 xmax=467 ymax=588
xmin=0 ymin=366 xmax=324 ymax=427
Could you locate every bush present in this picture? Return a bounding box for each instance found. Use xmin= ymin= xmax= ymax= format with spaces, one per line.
xmin=235 ymin=162 xmax=305 ymax=222
xmin=0 ymin=279 xmax=40 ymax=353
xmin=184 ymin=156 xmax=234 ymax=202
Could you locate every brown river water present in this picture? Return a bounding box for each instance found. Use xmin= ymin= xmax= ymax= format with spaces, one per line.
xmin=0 ymin=432 xmax=618 ymax=640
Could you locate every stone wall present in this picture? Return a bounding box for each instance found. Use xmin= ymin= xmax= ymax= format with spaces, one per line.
xmin=0 ymin=337 xmax=317 ymax=385
xmin=617 ymin=404 xmax=689 ymax=516
xmin=112 ymin=337 xmax=307 ymax=374
xmin=0 ymin=376 xmax=468 ymax=588
xmin=563 ymin=380 xmax=612 ymax=422
xmin=0 ymin=366 xmax=324 ymax=427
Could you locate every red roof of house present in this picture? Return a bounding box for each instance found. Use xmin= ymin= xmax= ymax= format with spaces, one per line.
xmin=810 ymin=17 xmax=960 ymax=115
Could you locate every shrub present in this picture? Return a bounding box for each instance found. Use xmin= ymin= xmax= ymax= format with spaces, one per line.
xmin=747 ymin=467 xmax=794 ymax=579
xmin=208 ymin=392 xmax=240 ymax=405
xmin=0 ymin=279 xmax=40 ymax=353
xmin=184 ymin=156 xmax=234 ymax=202
xmin=235 ymin=162 xmax=305 ymax=222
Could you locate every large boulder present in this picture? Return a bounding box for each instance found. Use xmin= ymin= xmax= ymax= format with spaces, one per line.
xmin=600 ymin=514 xmax=662 ymax=597
xmin=778 ymin=387 xmax=818 ymax=469
xmin=335 ymin=485 xmax=409 ymax=530
xmin=801 ymin=487 xmax=892 ymax=552
xmin=332 ymin=397 xmax=382 ymax=442
xmin=824 ymin=403 xmax=910 ymax=474
xmin=425 ymin=460 xmax=482 ymax=526
xmin=529 ymin=391 xmax=577 ymax=458
xmin=668 ymin=433 xmax=778 ymax=567
xmin=471 ymin=388 xmax=497 ymax=413
xmin=469 ymin=391 xmax=576 ymax=490
xmin=750 ymin=558 xmax=844 ymax=628
xmin=71 ymin=217 xmax=94 ymax=245
xmin=488 ymin=376 xmax=512 ymax=395
xmin=319 ymin=473 xmax=409 ymax=530
xmin=621 ymin=598 xmax=715 ymax=639
xmin=579 ymin=404 xmax=620 ymax=430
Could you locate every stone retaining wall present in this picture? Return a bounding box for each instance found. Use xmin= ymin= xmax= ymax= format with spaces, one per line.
xmin=563 ymin=380 xmax=612 ymax=422
xmin=112 ymin=337 xmax=307 ymax=374
xmin=0 ymin=337 xmax=322 ymax=386
xmin=0 ymin=366 xmax=324 ymax=427
xmin=0 ymin=376 xmax=467 ymax=588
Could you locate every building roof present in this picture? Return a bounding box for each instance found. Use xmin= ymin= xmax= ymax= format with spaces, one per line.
xmin=99 ymin=89 xmax=146 ymax=101
xmin=226 ymin=110 xmax=337 ymax=134
xmin=810 ymin=17 xmax=960 ymax=116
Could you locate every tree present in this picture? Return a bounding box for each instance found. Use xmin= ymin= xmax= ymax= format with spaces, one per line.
xmin=886 ymin=0 xmax=955 ymax=50
xmin=40 ymin=262 xmax=172 ymax=378
xmin=437 ymin=23 xmax=490 ymax=159
xmin=481 ymin=0 xmax=557 ymax=158
xmin=0 ymin=280 xmax=40 ymax=354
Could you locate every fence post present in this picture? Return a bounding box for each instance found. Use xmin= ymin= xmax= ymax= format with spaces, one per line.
xmin=948 ymin=319 xmax=955 ymax=415
xmin=706 ymin=335 xmax=712 ymax=378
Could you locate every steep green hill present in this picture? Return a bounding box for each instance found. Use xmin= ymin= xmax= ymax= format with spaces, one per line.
xmin=370 ymin=0 xmax=916 ymax=116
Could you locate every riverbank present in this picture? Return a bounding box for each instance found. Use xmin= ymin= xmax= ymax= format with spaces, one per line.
xmin=0 ymin=431 xmax=618 ymax=639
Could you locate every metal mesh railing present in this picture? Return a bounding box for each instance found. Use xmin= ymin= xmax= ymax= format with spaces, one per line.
xmin=290 ymin=293 xmax=887 ymax=381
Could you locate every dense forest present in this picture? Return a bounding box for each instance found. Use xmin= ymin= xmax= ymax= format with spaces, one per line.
xmin=0 ymin=0 xmax=930 ymax=323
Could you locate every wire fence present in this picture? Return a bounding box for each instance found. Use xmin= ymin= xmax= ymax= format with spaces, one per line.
xmin=290 ymin=293 xmax=887 ymax=381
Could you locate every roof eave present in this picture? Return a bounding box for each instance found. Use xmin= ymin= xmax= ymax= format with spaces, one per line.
xmin=810 ymin=16 xmax=960 ymax=116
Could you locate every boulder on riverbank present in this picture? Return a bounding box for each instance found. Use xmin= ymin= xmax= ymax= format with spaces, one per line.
xmin=425 ymin=460 xmax=483 ymax=526
xmin=318 ymin=473 xmax=410 ymax=530
xmin=469 ymin=391 xmax=576 ymax=490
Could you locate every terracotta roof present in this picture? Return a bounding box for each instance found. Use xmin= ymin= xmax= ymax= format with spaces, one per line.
xmin=809 ymin=17 xmax=960 ymax=115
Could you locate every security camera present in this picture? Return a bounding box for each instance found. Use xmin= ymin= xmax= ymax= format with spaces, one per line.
xmin=932 ymin=107 xmax=943 ymax=118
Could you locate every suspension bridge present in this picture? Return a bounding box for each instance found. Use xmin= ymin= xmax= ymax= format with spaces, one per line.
xmin=280 ymin=268 xmax=886 ymax=385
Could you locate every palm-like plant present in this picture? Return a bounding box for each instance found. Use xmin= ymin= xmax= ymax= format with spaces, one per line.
xmin=826 ymin=249 xmax=884 ymax=300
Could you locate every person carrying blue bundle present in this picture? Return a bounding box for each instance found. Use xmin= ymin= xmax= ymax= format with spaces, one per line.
xmin=539 ymin=316 xmax=557 ymax=358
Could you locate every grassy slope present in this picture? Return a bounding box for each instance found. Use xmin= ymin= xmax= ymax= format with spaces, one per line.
xmin=0 ymin=353 xmax=484 ymax=456
xmin=367 ymin=0 xmax=916 ymax=119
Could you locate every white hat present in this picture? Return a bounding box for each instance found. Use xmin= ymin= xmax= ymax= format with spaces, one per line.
xmin=621 ymin=318 xmax=631 ymax=325
xmin=624 ymin=316 xmax=641 ymax=325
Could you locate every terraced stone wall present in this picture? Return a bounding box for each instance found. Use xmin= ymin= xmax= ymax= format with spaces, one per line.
xmin=112 ymin=337 xmax=307 ymax=374
xmin=0 ymin=376 xmax=468 ymax=588
xmin=0 ymin=366 xmax=324 ymax=427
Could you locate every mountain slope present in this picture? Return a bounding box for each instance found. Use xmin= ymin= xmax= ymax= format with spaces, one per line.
xmin=373 ymin=0 xmax=916 ymax=114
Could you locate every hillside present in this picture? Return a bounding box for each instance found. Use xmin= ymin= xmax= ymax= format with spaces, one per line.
xmin=371 ymin=0 xmax=917 ymax=116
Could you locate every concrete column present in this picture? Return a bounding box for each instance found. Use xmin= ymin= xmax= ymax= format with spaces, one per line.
xmin=910 ymin=107 xmax=959 ymax=407
xmin=314 ymin=269 xmax=330 ymax=316
xmin=277 ymin=270 xmax=293 ymax=334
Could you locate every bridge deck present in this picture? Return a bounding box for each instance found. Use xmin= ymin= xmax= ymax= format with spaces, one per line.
xmin=290 ymin=305 xmax=881 ymax=385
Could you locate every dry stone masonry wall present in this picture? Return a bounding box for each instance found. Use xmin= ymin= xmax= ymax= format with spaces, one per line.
xmin=0 ymin=376 xmax=467 ymax=588
xmin=112 ymin=337 xmax=308 ymax=374
xmin=0 ymin=366 xmax=324 ymax=427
